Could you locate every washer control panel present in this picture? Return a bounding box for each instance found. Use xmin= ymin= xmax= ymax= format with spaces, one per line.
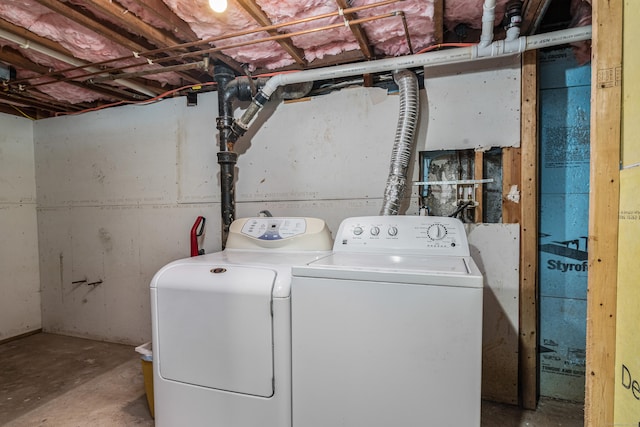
xmin=226 ymin=217 xmax=333 ymax=251
xmin=241 ymin=217 xmax=307 ymax=240
xmin=334 ymin=216 xmax=470 ymax=256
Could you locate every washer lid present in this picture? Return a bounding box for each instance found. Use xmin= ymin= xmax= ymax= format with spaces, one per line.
xmin=155 ymin=264 xmax=275 ymax=397
xmin=292 ymin=253 xmax=483 ymax=288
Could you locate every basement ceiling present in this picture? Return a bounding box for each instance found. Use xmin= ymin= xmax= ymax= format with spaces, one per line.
xmin=0 ymin=0 xmax=590 ymax=119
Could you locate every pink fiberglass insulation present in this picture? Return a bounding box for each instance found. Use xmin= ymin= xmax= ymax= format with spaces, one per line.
xmin=160 ymin=0 xmax=436 ymax=67
xmin=254 ymin=0 xmax=358 ymax=62
xmin=444 ymin=0 xmax=508 ymax=31
xmin=7 ymin=44 xmax=119 ymax=104
xmin=253 ymin=0 xmax=436 ymax=62
xmin=0 ymin=0 xmax=181 ymax=87
xmin=16 ymin=68 xmax=113 ymax=104
xmin=36 ymin=82 xmax=107 ymax=104
xmin=108 ymin=0 xmax=176 ymax=34
xmin=351 ymin=0 xmax=436 ymax=56
xmin=162 ymin=0 xmax=295 ymax=70
xmin=63 ymin=0 xmax=183 ymax=85
xmin=0 ymin=1 xmax=130 ymax=62
xmin=570 ymin=0 xmax=592 ymax=65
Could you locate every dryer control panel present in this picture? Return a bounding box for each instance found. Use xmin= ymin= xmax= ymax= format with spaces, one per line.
xmin=334 ymin=216 xmax=470 ymax=257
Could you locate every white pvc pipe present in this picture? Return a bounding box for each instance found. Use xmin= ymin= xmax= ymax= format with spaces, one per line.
xmin=505 ymin=26 xmax=521 ymax=42
xmin=0 ymin=28 xmax=157 ymax=98
xmin=232 ymin=25 xmax=592 ymax=137
xmin=261 ymin=25 xmax=592 ymax=98
xmin=479 ymin=0 xmax=497 ymax=48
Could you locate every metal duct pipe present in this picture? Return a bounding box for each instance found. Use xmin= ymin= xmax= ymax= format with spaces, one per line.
xmin=380 ymin=70 xmax=419 ymax=216
xmin=228 ymin=25 xmax=592 ymax=143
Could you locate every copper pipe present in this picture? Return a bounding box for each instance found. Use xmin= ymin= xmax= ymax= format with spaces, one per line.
xmin=169 ymin=12 xmax=400 ymax=60
xmin=26 ymin=60 xmax=206 ymax=89
xmin=102 ymin=13 xmax=400 ymax=71
xmin=12 ymin=0 xmax=403 ymax=85
xmin=89 ymin=61 xmax=207 ymax=83
xmin=27 ymin=11 xmax=400 ymax=89
xmin=175 ymin=0 xmax=403 ymax=52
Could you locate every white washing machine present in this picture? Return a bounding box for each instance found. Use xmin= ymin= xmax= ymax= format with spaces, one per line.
xmin=291 ymin=215 xmax=483 ymax=427
xmin=150 ymin=217 xmax=332 ymax=427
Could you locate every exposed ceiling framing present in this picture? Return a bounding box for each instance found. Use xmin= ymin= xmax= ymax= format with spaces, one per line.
xmin=0 ymin=0 xmax=588 ymax=119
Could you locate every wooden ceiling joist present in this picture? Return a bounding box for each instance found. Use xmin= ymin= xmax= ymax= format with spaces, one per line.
xmin=32 ymin=0 xmax=204 ymax=85
xmin=235 ymin=0 xmax=308 ymax=68
xmin=521 ymin=0 xmax=551 ymax=35
xmin=0 ymin=0 xmax=570 ymax=118
xmin=33 ymin=0 xmax=154 ymax=53
xmin=128 ymin=0 xmax=201 ymax=42
xmin=0 ymin=18 xmax=75 ymax=58
xmin=0 ymin=46 xmax=138 ymax=103
xmin=335 ymin=0 xmax=373 ymax=59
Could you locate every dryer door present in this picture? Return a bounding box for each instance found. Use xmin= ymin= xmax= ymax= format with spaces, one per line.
xmin=155 ymin=264 xmax=275 ymax=397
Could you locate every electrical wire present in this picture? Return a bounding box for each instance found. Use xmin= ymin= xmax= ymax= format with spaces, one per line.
xmin=11 ymin=105 xmax=36 ymax=120
xmin=416 ymin=43 xmax=474 ymax=54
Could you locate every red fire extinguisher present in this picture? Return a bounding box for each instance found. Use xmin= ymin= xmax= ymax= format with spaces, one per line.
xmin=190 ymin=216 xmax=206 ymax=257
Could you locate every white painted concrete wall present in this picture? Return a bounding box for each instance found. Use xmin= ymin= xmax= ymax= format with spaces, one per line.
xmin=0 ymin=114 xmax=41 ymax=340
xmin=34 ymin=101 xmax=220 ymax=344
xmin=33 ymin=54 xmax=521 ymax=407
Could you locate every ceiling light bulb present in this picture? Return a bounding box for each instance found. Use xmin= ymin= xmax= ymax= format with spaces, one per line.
xmin=208 ymin=0 xmax=227 ymax=13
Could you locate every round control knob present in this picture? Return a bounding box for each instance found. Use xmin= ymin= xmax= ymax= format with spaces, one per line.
xmin=388 ymin=226 xmax=398 ymax=236
xmin=370 ymin=226 xmax=380 ymax=236
xmin=353 ymin=226 xmax=363 ymax=236
xmin=427 ymin=223 xmax=448 ymax=240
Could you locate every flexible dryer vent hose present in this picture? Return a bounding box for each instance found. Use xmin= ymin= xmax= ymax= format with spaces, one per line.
xmin=380 ymin=69 xmax=419 ymax=216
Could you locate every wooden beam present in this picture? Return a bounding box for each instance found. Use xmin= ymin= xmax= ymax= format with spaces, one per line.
xmin=0 ymin=103 xmax=32 ymax=118
xmin=521 ymin=0 xmax=550 ymax=35
xmin=474 ymin=151 xmax=484 ymax=223
xmin=519 ymin=49 xmax=538 ymax=410
xmin=122 ymin=0 xmax=246 ymax=74
xmin=335 ymin=0 xmax=373 ymax=59
xmin=0 ymin=47 xmax=50 ymax=74
xmin=0 ymin=47 xmax=136 ymax=103
xmin=585 ymin=0 xmax=623 ymax=425
xmin=433 ymin=0 xmax=444 ymax=44
xmin=0 ymin=92 xmax=69 ymax=113
xmin=129 ymin=0 xmax=201 ymax=42
xmin=235 ymin=0 xmax=307 ymax=67
xmin=0 ymin=18 xmax=74 ymax=57
xmin=32 ymin=0 xmax=204 ymax=84
xmin=502 ymin=147 xmax=521 ymax=224
xmin=87 ymin=0 xmax=184 ymax=50
xmin=33 ymin=0 xmax=152 ymax=53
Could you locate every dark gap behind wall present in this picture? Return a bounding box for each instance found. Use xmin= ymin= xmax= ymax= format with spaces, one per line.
xmin=419 ymin=148 xmax=503 ymax=223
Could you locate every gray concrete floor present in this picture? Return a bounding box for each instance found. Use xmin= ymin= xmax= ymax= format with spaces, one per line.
xmin=0 ymin=333 xmax=584 ymax=426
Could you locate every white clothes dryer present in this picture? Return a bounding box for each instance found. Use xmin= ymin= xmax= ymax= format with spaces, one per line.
xmin=291 ymin=216 xmax=483 ymax=427
xmin=150 ymin=217 xmax=332 ymax=427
